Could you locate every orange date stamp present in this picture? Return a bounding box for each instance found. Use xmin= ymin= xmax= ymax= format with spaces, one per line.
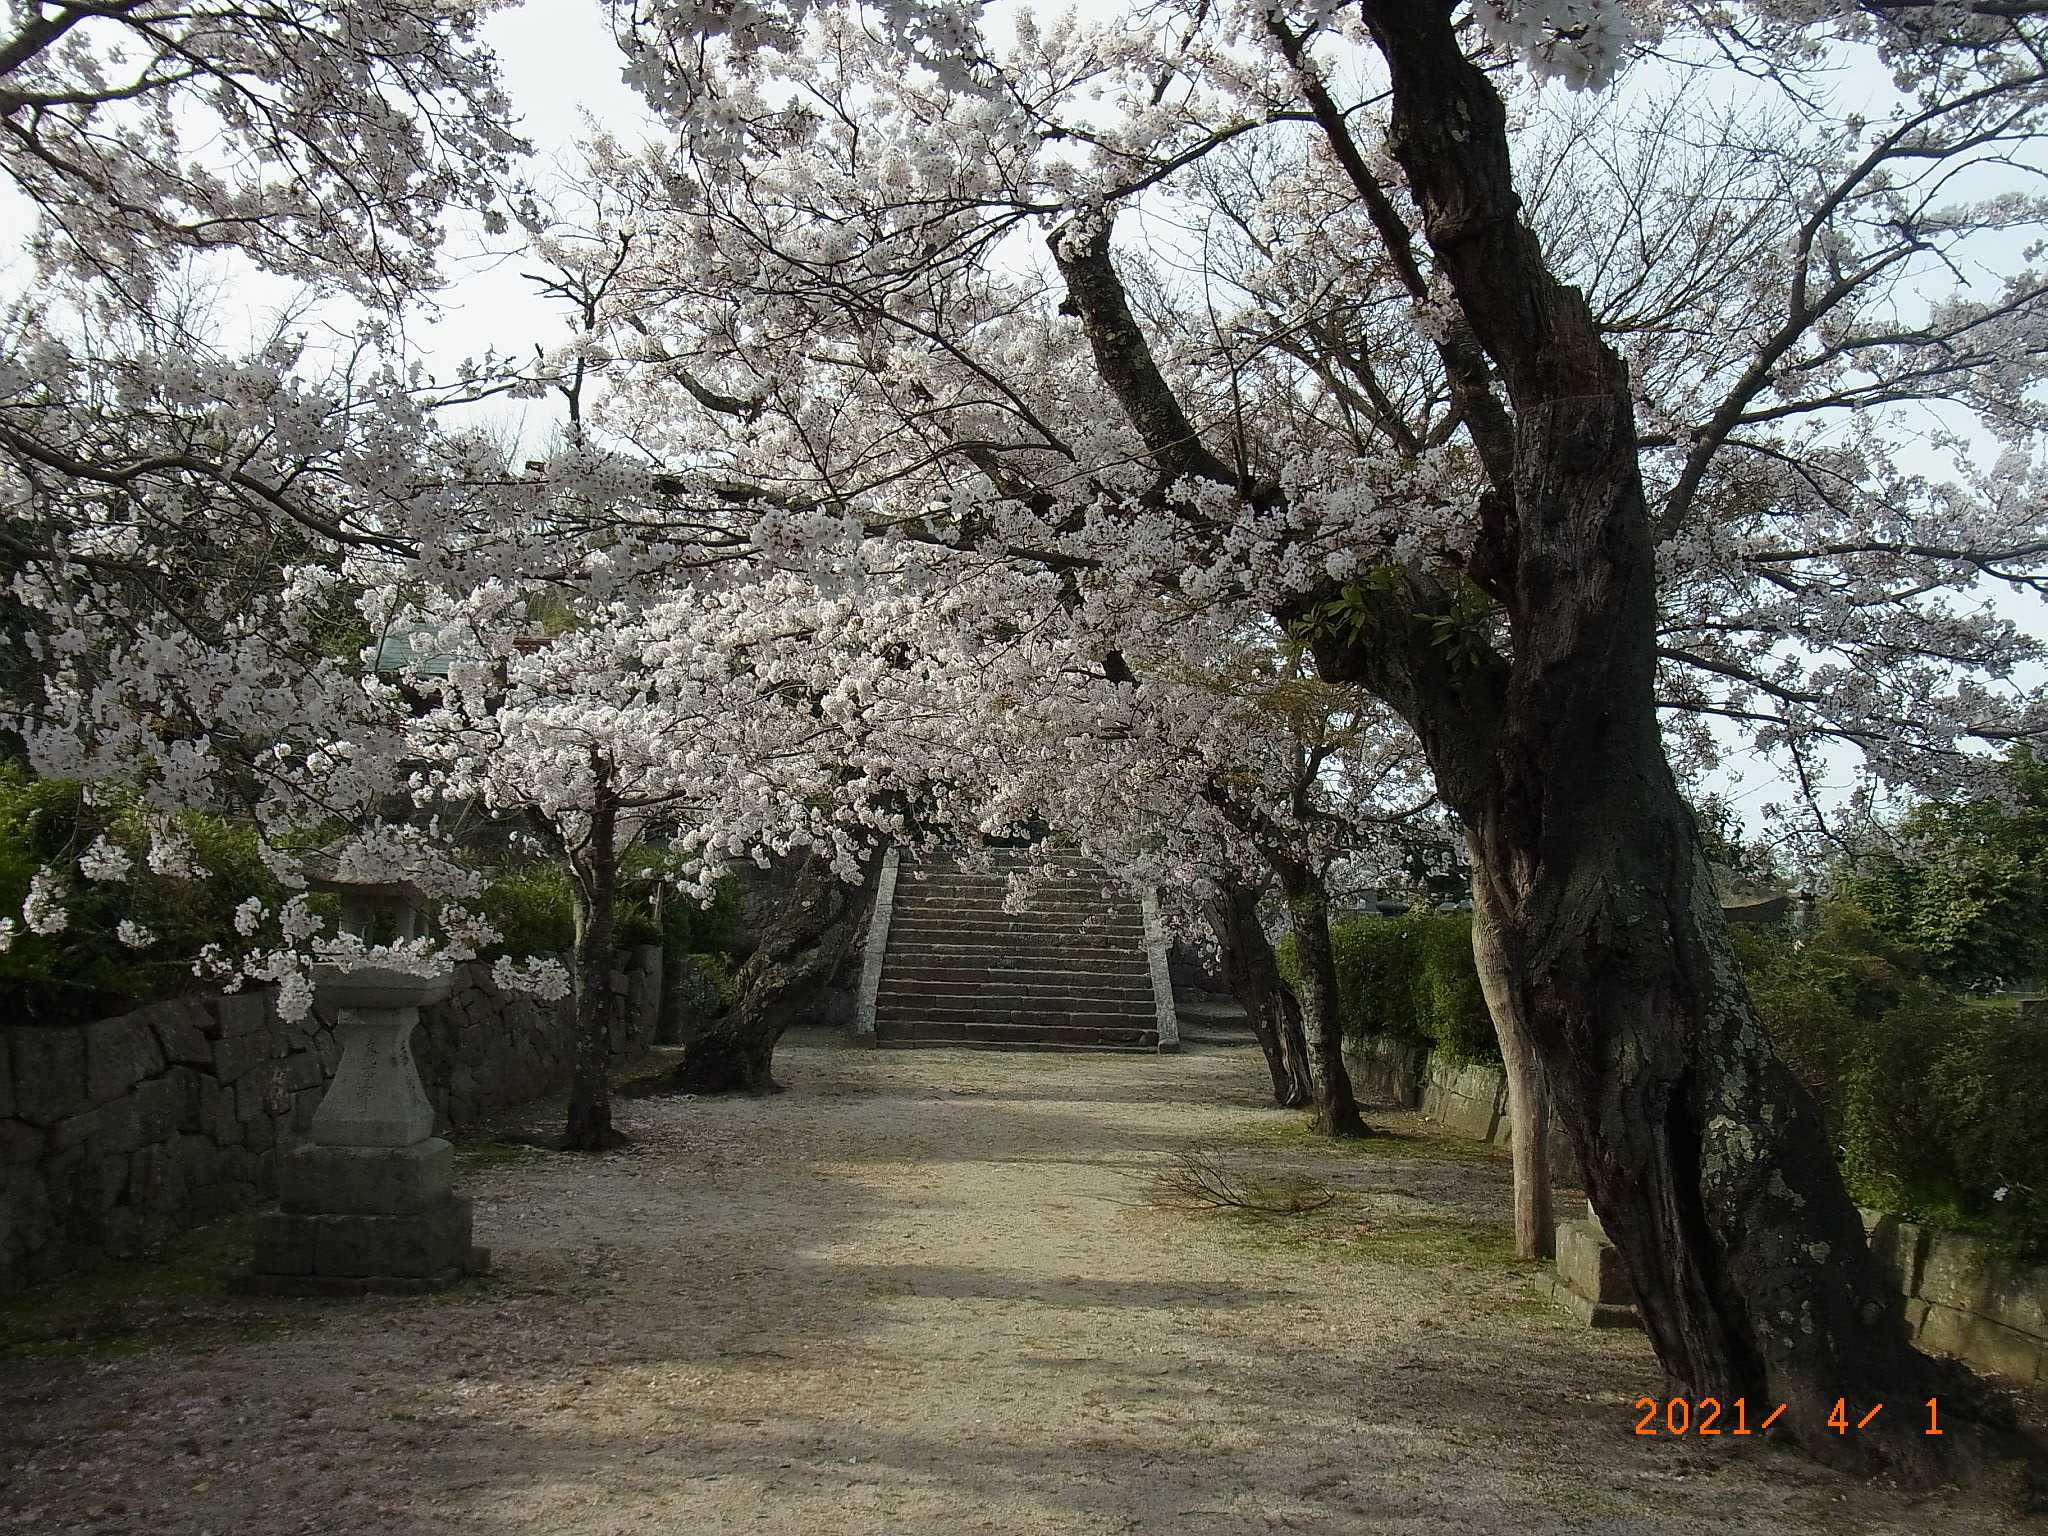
xmin=1632 ymin=1396 xmax=1945 ymax=1436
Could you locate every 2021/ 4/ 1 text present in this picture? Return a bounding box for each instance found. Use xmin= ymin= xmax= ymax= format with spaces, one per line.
xmin=1631 ymin=1397 xmax=1945 ymax=1436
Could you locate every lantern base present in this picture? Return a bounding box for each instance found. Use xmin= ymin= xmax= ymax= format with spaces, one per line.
xmin=241 ymin=1167 xmax=483 ymax=1295
xmin=238 ymin=1205 xmax=485 ymax=1295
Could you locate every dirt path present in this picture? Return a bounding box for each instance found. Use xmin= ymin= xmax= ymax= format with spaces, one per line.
xmin=2 ymin=1030 xmax=2039 ymax=1534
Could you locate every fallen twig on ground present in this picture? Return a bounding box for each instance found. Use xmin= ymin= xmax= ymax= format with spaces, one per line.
xmin=1149 ymin=1146 xmax=1338 ymax=1215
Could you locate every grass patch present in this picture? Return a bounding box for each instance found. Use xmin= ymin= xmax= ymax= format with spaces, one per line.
xmin=1200 ymin=1203 xmax=1538 ymax=1275
xmin=0 ymin=1214 xmax=295 ymax=1360
xmin=1362 ymin=1215 xmax=1525 ymax=1268
xmin=1230 ymin=1115 xmax=1504 ymax=1165
xmin=1493 ymin=1278 xmax=1562 ymax=1314
xmin=451 ymin=1138 xmax=547 ymax=1171
xmin=1230 ymin=1118 xmax=1382 ymax=1158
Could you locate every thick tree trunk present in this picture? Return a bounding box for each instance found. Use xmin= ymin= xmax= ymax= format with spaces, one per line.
xmin=1468 ymin=838 xmax=1553 ymax=1260
xmin=1465 ymin=753 xmax=2013 ymax=1476
xmin=563 ymin=789 xmax=622 ymax=1152
xmin=1202 ymin=878 xmax=1314 ymax=1108
xmin=1314 ymin=7 xmax=2024 ymax=1478
xmin=670 ymin=850 xmax=866 ymax=1095
xmin=1275 ymin=862 xmax=1369 ymax=1139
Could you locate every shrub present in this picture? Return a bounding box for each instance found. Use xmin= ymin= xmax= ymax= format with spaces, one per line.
xmin=476 ymin=859 xmax=577 ymax=959
xmin=1925 ymin=1007 xmax=2048 ymax=1259
xmin=1735 ymin=903 xmax=2048 ymax=1259
xmin=1730 ymin=903 xmax=1939 ymax=1109
xmin=1413 ymin=913 xmax=1495 ymax=1064
xmin=1318 ymin=912 xmax=1421 ymax=1043
xmin=1836 ymin=998 xmax=1975 ymax=1224
xmin=0 ymin=764 xmax=284 ymax=1022
xmin=617 ymin=849 xmax=741 ymax=956
xmin=1283 ymin=909 xmax=1499 ymax=1065
xmin=1834 ymin=746 xmax=2048 ymax=991
xmin=476 ymin=850 xmax=741 ymax=964
xmin=672 ymin=950 xmax=738 ymax=1021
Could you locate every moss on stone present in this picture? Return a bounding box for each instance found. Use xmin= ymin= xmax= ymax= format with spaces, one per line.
xmin=0 ymin=1213 xmax=293 ymax=1359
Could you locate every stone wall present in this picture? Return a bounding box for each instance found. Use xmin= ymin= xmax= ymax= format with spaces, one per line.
xmin=1866 ymin=1210 xmax=2048 ymax=1388
xmin=0 ymin=945 xmax=660 ymax=1292
xmin=1420 ymin=1057 xmax=1509 ymax=1139
xmin=1364 ymin=1038 xmax=2048 ymax=1391
xmin=1341 ymin=1034 xmax=1430 ymax=1108
xmin=1419 ymin=1056 xmax=1583 ymax=1184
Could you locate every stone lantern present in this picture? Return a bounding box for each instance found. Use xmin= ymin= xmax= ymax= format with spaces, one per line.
xmin=245 ymin=860 xmax=485 ymax=1294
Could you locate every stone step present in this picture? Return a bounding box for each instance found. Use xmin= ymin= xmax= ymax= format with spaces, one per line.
xmin=903 ymin=862 xmax=1116 ymax=877
xmin=876 ymin=1002 xmax=1158 ymax=1026
xmin=898 ymin=878 xmax=1133 ymax=900
xmin=885 ymin=967 xmax=1153 ymax=990
xmin=874 ymin=1037 xmax=1158 ymax=1055
xmin=880 ymin=851 xmax=1162 ymax=1054
xmin=1554 ymin=1218 xmax=1636 ymax=1307
xmin=878 ymin=1002 xmax=1157 ymax=1028
xmin=872 ymin=1018 xmax=1159 ymax=1048
xmin=894 ymin=896 xmax=1136 ymax=919
xmin=888 ymin=925 xmax=1146 ymax=950
xmin=887 ymin=936 xmax=1143 ymax=959
xmin=879 ymin=978 xmax=1158 ymax=1003
xmin=892 ymin=913 xmax=1146 ymax=925
xmin=894 ymin=914 xmax=1136 ymax=932
xmin=884 ymin=966 xmax=1155 ymax=991
xmin=890 ymin=901 xmax=1141 ymax=920
xmin=876 ymin=978 xmax=1163 ymax=1003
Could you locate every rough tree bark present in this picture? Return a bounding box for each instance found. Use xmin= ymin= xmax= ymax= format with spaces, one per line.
xmin=562 ymin=767 xmax=623 ymax=1152
xmin=1296 ymin=2 xmax=2024 ymax=1481
xmin=669 ymin=850 xmax=868 ymax=1094
xmin=1467 ymin=830 xmax=1552 ymax=1260
xmin=1274 ymin=859 xmax=1370 ymax=1139
xmin=1202 ymin=876 xmax=1314 ymax=1108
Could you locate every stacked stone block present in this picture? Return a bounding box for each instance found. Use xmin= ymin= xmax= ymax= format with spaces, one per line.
xmin=1549 ymin=1209 xmax=1641 ymax=1329
xmin=1866 ymin=1209 xmax=2048 ymax=1388
xmin=0 ymin=945 xmax=660 ymax=1292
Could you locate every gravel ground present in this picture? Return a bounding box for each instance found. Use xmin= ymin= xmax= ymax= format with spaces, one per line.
xmin=2 ymin=1028 xmax=2040 ymax=1535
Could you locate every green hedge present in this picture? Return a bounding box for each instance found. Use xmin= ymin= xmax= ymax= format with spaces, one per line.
xmin=1736 ymin=911 xmax=2048 ymax=1259
xmin=475 ymin=851 xmax=741 ymax=966
xmin=0 ymin=762 xmax=747 ymax=1025
xmin=1280 ymin=894 xmax=2046 ymax=1258
xmin=1280 ymin=909 xmax=1499 ymax=1066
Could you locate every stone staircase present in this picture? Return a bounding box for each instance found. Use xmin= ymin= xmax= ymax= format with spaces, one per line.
xmin=871 ymin=852 xmax=1169 ymax=1052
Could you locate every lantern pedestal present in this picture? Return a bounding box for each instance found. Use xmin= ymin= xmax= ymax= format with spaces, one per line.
xmin=243 ymin=967 xmax=487 ymax=1296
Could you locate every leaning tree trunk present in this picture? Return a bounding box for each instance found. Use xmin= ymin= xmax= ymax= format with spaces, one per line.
xmin=1322 ymin=4 xmax=2022 ymax=1481
xmin=1275 ymin=862 xmax=1369 ymax=1139
xmin=669 ymin=850 xmax=867 ymax=1095
xmin=563 ymin=789 xmax=622 ymax=1152
xmin=1467 ymin=834 xmax=1552 ymax=1261
xmin=1203 ymin=878 xmax=1314 ymax=1108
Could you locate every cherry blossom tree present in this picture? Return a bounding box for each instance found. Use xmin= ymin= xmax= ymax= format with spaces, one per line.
xmin=1 ymin=0 xmax=527 ymax=309
xmin=396 ymin=577 xmax=899 ymax=1145
xmin=578 ymin=0 xmax=2048 ymax=1479
xmin=4 ymin=0 xmax=2047 ymax=1484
